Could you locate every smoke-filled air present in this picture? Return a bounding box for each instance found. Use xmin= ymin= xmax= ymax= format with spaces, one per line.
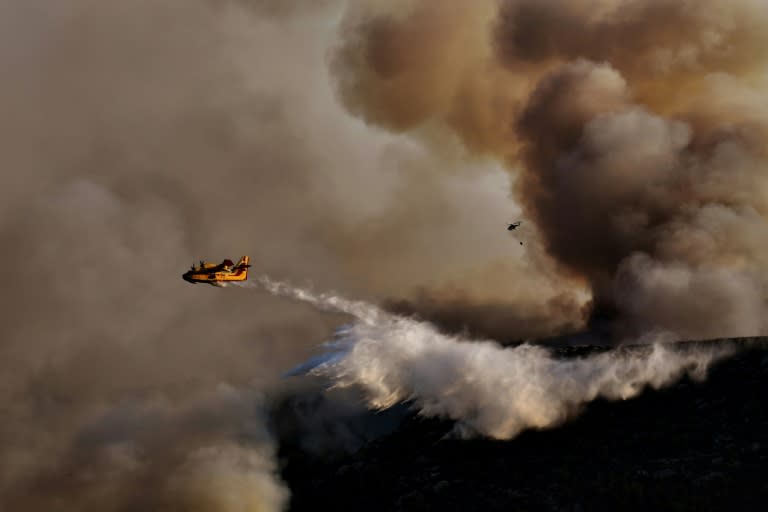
xmin=333 ymin=0 xmax=768 ymax=340
xmin=2 ymin=0 xmax=768 ymax=510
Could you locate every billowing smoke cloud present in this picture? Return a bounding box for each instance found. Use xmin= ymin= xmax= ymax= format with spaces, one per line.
xmin=5 ymin=0 xmax=768 ymax=508
xmin=3 ymin=388 xmax=288 ymax=511
xmin=0 ymin=0 xmax=583 ymax=509
xmin=331 ymin=0 xmax=768 ymax=340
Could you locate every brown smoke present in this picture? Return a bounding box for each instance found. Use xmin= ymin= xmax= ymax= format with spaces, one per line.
xmin=6 ymin=0 xmax=768 ymax=507
xmin=331 ymin=0 xmax=768 ymax=340
xmin=384 ymin=252 xmax=589 ymax=341
xmin=0 ymin=0 xmax=585 ymax=509
xmin=2 ymin=389 xmax=288 ymax=511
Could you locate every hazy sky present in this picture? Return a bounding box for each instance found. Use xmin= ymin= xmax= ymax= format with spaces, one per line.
xmin=0 ymin=2 xmax=556 ymax=509
xmin=2 ymin=1 xmax=768 ymax=510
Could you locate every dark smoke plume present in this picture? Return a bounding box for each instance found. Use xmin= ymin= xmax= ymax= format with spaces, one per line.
xmin=331 ymin=0 xmax=768 ymax=340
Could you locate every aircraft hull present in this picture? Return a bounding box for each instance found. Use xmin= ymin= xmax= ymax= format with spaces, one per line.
xmin=182 ymin=256 xmax=250 ymax=286
xmin=181 ymin=272 xmax=248 ymax=286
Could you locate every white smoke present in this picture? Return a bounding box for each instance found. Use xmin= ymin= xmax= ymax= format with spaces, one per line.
xmin=247 ymin=277 xmax=735 ymax=440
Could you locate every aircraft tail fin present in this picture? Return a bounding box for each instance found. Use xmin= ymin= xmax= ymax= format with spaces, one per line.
xmin=235 ymin=256 xmax=250 ymax=278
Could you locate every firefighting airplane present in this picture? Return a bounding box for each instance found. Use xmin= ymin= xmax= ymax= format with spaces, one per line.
xmin=182 ymin=256 xmax=250 ymax=286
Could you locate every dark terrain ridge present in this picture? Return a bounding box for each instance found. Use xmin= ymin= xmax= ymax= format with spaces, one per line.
xmin=274 ymin=338 xmax=768 ymax=511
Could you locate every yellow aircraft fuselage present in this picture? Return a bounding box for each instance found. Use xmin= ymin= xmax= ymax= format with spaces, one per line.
xmin=182 ymin=256 xmax=250 ymax=286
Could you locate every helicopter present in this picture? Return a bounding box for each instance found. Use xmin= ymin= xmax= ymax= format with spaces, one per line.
xmin=507 ymin=221 xmax=523 ymax=245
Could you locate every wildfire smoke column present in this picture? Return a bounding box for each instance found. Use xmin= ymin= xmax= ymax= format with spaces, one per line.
xmin=331 ymin=0 xmax=768 ymax=340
